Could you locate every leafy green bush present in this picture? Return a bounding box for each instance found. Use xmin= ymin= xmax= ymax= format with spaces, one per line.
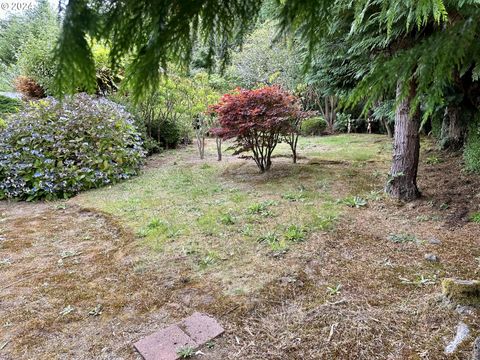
xmin=157 ymin=118 xmax=181 ymax=149
xmin=0 ymin=95 xmax=22 ymax=115
xmin=0 ymin=94 xmax=145 ymax=200
xmin=300 ymin=116 xmax=327 ymax=135
xmin=0 ymin=62 xmax=18 ymax=92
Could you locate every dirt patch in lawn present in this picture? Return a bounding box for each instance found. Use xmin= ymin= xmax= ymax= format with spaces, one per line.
xmin=0 ymin=144 xmax=479 ymax=359
xmin=0 ymin=202 xmax=230 ymax=360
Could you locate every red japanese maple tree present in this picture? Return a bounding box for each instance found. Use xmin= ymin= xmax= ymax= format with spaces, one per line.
xmin=210 ymin=86 xmax=304 ymax=172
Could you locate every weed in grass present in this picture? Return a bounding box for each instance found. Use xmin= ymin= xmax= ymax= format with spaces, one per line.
xmin=247 ymin=201 xmax=277 ymax=217
xmin=198 ymin=251 xmax=219 ymax=269
xmin=340 ymin=196 xmax=367 ymax=208
xmin=59 ymin=305 xmax=75 ymax=316
xmin=257 ymin=232 xmax=287 ymax=252
xmin=282 ymin=192 xmax=306 ymax=202
xmin=177 ymin=346 xmax=195 ymax=358
xmin=54 ymin=202 xmax=67 ymax=210
xmin=470 ymin=212 xmax=480 ymax=223
xmin=240 ymin=224 xmax=254 ymax=237
xmin=230 ymin=191 xmax=247 ymax=203
xmin=219 ymin=212 xmax=235 ymax=225
xmin=366 ymin=190 xmax=383 ymax=201
xmin=399 ymin=274 xmax=437 ymax=286
xmin=416 ymin=215 xmax=430 ymax=222
xmin=387 ymin=233 xmax=419 ymax=243
xmin=327 ymin=284 xmax=342 ymax=296
xmin=136 ymin=228 xmax=149 ymax=238
xmin=141 ymin=218 xmax=183 ymax=241
xmin=439 ymin=202 xmax=450 ymax=210
xmin=310 ymin=214 xmax=337 ymax=231
xmin=147 ymin=217 xmax=162 ymax=230
xmin=88 ymin=304 xmax=103 ymax=317
xmin=284 ymin=224 xmax=306 ymax=242
xmin=425 ymin=155 xmax=441 ymax=165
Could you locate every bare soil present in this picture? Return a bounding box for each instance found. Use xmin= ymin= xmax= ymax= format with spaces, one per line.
xmin=0 ymin=148 xmax=479 ymax=360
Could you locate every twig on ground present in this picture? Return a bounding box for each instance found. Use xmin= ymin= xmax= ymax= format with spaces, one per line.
xmin=327 ymin=323 xmax=338 ymax=342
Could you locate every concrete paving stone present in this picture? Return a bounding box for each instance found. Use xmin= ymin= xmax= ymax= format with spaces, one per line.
xmin=134 ymin=324 xmax=196 ymax=360
xmin=179 ymin=312 xmax=225 ymax=345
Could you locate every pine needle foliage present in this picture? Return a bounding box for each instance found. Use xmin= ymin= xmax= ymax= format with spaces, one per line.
xmin=54 ymin=0 xmax=262 ymax=99
xmin=56 ymin=0 xmax=480 ymax=117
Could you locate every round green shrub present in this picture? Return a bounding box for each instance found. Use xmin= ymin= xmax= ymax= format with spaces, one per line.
xmin=464 ymin=115 xmax=480 ymax=173
xmin=0 ymin=95 xmax=22 ymax=115
xmin=157 ymin=118 xmax=181 ymax=149
xmin=301 ymin=116 xmax=327 ymax=136
xmin=0 ymin=93 xmax=145 ymax=200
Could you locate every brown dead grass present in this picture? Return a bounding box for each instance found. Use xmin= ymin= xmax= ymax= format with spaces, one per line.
xmin=0 ymin=139 xmax=479 ymax=360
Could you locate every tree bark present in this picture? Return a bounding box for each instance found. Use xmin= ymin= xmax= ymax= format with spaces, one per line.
xmin=385 ymin=80 xmax=421 ymax=201
xmin=440 ymin=106 xmax=466 ymax=150
xmin=216 ymin=136 xmax=222 ymax=161
xmin=382 ymin=118 xmax=393 ymax=138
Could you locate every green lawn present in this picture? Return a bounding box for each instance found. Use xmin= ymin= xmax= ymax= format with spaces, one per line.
xmin=74 ymin=134 xmax=391 ymax=294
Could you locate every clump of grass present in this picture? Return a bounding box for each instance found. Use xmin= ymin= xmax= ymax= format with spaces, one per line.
xmin=387 ymin=233 xmax=419 ymax=243
xmin=219 ymin=212 xmax=235 ymax=225
xmin=282 ymin=191 xmax=306 ymax=202
xmin=239 ymin=224 xmax=254 ymax=237
xmin=247 ymin=200 xmax=277 ymax=217
xmin=147 ymin=217 xmax=163 ymax=230
xmin=284 ymin=224 xmax=306 ymax=242
xmin=257 ymin=232 xmax=287 ymax=252
xmin=310 ymin=213 xmax=337 ymax=231
xmin=425 ymin=155 xmax=442 ymax=165
xmin=340 ymin=196 xmax=367 ymax=208
xmin=439 ymin=202 xmax=449 ymax=210
xmin=177 ymin=346 xmax=195 ymax=358
xmin=399 ymin=274 xmax=437 ymax=287
xmin=327 ymin=284 xmax=342 ymax=296
xmin=470 ymin=212 xmax=480 ymax=223
xmin=198 ymin=251 xmax=219 ymax=269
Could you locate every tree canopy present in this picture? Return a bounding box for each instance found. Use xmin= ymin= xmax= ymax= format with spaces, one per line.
xmin=56 ymin=1 xmax=480 ymax=111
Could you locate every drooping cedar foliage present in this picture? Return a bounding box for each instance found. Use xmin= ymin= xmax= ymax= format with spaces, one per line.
xmin=210 ymin=86 xmax=303 ymax=172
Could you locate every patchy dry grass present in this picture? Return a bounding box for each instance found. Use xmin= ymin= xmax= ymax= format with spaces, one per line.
xmin=1 ymin=134 xmax=479 ymax=359
xmin=74 ymin=134 xmax=385 ymax=294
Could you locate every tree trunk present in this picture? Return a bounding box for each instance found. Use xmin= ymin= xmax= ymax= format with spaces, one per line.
xmin=216 ymin=136 xmax=222 ymax=161
xmin=385 ymin=80 xmax=421 ymax=201
xmin=382 ymin=118 xmax=393 ymax=138
xmin=440 ymin=106 xmax=466 ymax=150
